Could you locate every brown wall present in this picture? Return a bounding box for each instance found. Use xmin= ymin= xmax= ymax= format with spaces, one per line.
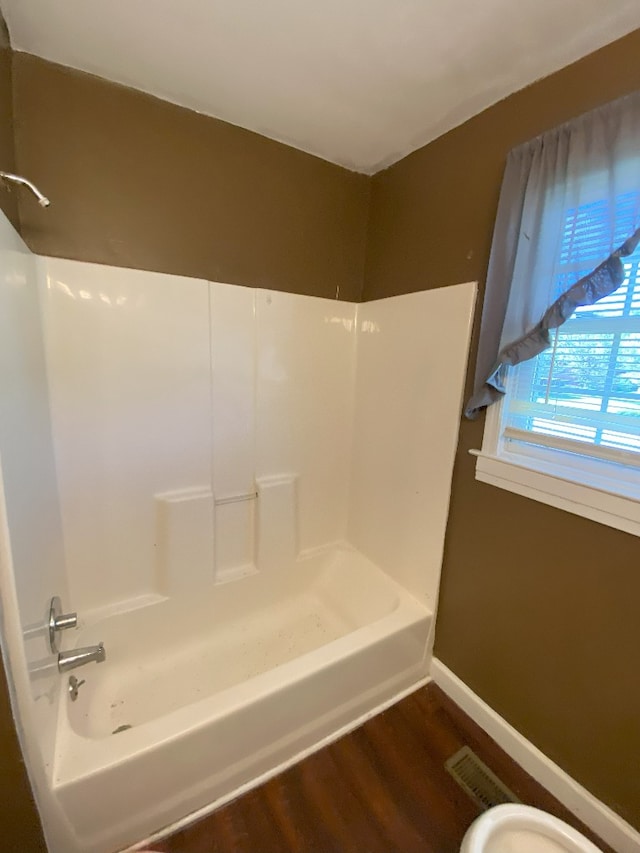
xmin=0 ymin=659 xmax=46 ymax=851
xmin=0 ymin=15 xmax=18 ymax=229
xmin=12 ymin=54 xmax=370 ymax=301
xmin=363 ymin=29 xmax=640 ymax=828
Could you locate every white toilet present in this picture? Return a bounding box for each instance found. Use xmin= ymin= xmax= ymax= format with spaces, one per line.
xmin=460 ymin=804 xmax=604 ymax=853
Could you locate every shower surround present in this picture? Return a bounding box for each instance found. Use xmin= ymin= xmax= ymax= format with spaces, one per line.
xmin=0 ymin=210 xmax=475 ymax=852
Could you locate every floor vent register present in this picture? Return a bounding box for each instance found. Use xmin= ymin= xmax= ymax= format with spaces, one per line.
xmin=445 ymin=746 xmax=520 ymax=810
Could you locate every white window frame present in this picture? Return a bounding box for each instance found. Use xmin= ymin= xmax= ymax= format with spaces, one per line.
xmin=474 ymin=391 xmax=640 ymax=537
xmin=473 ymin=158 xmax=640 ymax=536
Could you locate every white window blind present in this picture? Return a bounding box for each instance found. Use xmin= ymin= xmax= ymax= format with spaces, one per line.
xmin=502 ymin=189 xmax=640 ymax=468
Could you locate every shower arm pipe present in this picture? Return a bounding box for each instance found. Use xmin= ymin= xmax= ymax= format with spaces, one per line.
xmin=0 ymin=171 xmax=50 ymax=207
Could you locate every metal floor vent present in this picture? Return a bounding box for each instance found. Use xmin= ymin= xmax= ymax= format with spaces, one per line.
xmin=445 ymin=746 xmax=520 ymax=810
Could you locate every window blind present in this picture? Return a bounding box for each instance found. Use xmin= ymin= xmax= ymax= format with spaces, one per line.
xmin=502 ymin=191 xmax=640 ymax=466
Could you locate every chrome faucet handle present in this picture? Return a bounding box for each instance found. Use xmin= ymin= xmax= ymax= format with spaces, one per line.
xmin=48 ymin=596 xmax=78 ymax=653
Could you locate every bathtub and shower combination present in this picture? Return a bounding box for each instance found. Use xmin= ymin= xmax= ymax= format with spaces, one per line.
xmin=0 ymin=209 xmax=475 ymax=853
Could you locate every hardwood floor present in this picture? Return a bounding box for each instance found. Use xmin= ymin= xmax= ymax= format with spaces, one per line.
xmin=151 ymin=684 xmax=611 ymax=853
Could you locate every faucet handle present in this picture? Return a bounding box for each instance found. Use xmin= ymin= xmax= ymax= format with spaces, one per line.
xmin=54 ymin=611 xmax=78 ymax=630
xmin=48 ymin=596 xmax=78 ymax=653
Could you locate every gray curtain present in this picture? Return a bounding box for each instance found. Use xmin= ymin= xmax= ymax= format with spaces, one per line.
xmin=465 ymin=90 xmax=640 ymax=419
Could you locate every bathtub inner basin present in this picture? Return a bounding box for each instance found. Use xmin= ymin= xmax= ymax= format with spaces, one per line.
xmin=67 ymin=546 xmax=403 ymax=739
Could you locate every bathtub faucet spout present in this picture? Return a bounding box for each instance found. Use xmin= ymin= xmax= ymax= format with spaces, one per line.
xmin=58 ymin=642 xmax=106 ymax=673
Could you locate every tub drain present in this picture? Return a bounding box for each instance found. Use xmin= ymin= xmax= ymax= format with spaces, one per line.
xmin=445 ymin=746 xmax=519 ymax=810
xmin=112 ymin=724 xmax=132 ymax=735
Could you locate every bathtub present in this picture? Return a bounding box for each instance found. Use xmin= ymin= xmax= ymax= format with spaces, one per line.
xmin=52 ymin=545 xmax=432 ymax=852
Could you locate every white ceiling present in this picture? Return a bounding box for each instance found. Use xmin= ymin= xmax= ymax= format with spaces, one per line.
xmin=3 ymin=0 xmax=640 ymax=174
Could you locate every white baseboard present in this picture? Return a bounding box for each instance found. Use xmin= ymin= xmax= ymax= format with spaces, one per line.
xmin=431 ymin=658 xmax=640 ymax=853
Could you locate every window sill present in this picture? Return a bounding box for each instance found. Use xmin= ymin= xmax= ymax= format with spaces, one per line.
xmin=472 ymin=449 xmax=640 ymax=538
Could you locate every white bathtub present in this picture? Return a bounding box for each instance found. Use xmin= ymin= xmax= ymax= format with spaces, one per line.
xmin=52 ymin=546 xmax=432 ymax=852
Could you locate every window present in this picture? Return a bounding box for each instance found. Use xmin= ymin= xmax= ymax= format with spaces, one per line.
xmin=476 ymin=180 xmax=640 ymax=536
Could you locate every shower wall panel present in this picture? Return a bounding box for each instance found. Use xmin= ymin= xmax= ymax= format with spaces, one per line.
xmin=348 ymin=283 xmax=476 ymax=610
xmin=38 ymin=257 xmax=474 ymax=621
xmin=39 ymin=259 xmax=212 ymax=614
xmin=210 ymin=283 xmax=257 ymax=581
xmin=0 ymin=210 xmax=70 ymax=838
xmin=39 ymin=259 xmax=357 ymax=615
xmin=255 ymin=289 xmax=356 ymax=555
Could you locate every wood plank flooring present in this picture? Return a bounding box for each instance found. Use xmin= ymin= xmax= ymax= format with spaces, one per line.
xmin=151 ymin=684 xmax=611 ymax=853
